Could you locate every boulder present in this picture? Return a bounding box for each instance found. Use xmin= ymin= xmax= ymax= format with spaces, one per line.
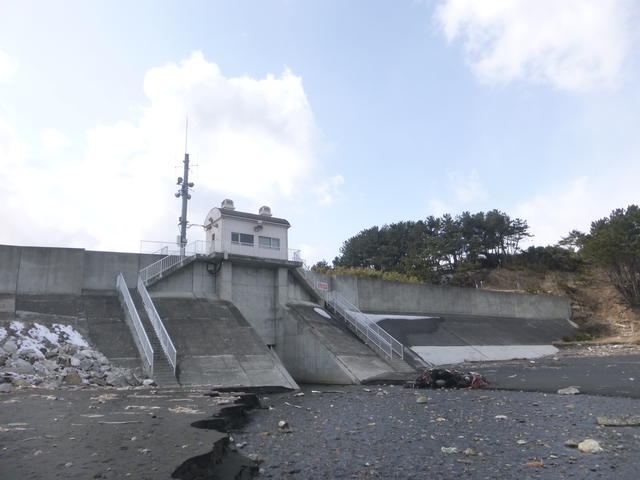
xmin=8 ymin=358 xmax=34 ymax=375
xmin=12 ymin=378 xmax=31 ymax=387
xmin=3 ymin=340 xmax=17 ymax=355
xmin=0 ymin=383 xmax=13 ymax=393
xmin=19 ymin=348 xmax=44 ymax=362
xmin=105 ymin=371 xmax=129 ymax=387
xmin=63 ymin=371 xmax=83 ymax=385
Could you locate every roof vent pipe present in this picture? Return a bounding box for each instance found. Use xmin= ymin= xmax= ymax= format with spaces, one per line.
xmin=259 ymin=206 xmax=272 ymax=217
xmin=221 ymin=199 xmax=235 ymax=210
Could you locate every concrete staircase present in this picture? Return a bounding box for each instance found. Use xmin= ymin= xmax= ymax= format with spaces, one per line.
xmin=142 ymin=256 xmax=196 ymax=288
xmin=131 ymin=289 xmax=180 ymax=387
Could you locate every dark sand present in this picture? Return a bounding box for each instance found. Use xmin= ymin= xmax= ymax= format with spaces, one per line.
xmin=2 ymin=351 xmax=640 ymax=479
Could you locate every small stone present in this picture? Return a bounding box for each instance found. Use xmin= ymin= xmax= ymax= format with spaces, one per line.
xmin=277 ymin=420 xmax=291 ymax=432
xmin=12 ymin=378 xmax=31 ymax=387
xmin=516 ymin=440 xmax=528 ymax=445
xmin=578 ymin=439 xmax=603 ymax=454
xmin=416 ymin=395 xmax=428 ymax=404
xmin=463 ymin=448 xmax=477 ymax=456
xmin=557 ymin=386 xmax=580 ymax=395
xmin=9 ymin=358 xmax=34 ymax=375
xmin=142 ymin=379 xmax=155 ymax=387
xmin=247 ymin=453 xmax=263 ymax=464
xmin=441 ymin=447 xmax=459 ymax=454
xmin=494 ymin=415 xmax=508 ymax=420
xmin=64 ymin=462 xmax=73 ymax=468
xmin=0 ymin=383 xmax=13 ymax=393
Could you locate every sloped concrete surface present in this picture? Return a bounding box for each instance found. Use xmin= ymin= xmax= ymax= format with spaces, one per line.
xmin=278 ymin=302 xmax=414 ymax=384
xmin=372 ymin=312 xmax=576 ymax=365
xmin=150 ymin=295 xmax=298 ymax=390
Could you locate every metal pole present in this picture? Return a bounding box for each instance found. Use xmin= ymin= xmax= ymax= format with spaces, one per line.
xmin=179 ymin=153 xmax=189 ymax=247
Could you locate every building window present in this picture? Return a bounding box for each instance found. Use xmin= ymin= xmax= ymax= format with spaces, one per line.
xmin=231 ymin=232 xmax=254 ymax=246
xmin=258 ymin=236 xmax=280 ymax=249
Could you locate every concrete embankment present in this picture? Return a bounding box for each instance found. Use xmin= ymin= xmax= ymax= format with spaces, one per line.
xmin=150 ymin=294 xmax=298 ymax=390
xmin=276 ymin=302 xmax=414 ymax=384
xmin=370 ymin=313 xmax=575 ymax=365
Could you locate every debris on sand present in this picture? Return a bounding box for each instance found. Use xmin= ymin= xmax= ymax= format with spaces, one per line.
xmin=411 ymin=368 xmax=488 ymax=389
xmin=596 ymin=415 xmax=640 ymax=426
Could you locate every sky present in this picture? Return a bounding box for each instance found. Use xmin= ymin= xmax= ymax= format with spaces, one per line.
xmin=1 ymin=0 xmax=639 ymax=264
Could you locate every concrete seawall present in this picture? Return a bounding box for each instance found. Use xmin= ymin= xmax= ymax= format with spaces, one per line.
xmin=312 ymin=273 xmax=571 ymax=320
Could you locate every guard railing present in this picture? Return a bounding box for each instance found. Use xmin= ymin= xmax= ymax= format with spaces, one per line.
xmin=139 ymin=240 xmax=204 ymax=285
xmin=325 ymin=291 xmax=404 ymax=360
xmin=116 ymin=273 xmax=154 ymax=375
xmin=137 ymin=276 xmax=177 ymax=372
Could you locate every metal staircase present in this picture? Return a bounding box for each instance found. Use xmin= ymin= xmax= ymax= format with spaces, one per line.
xmin=131 ymin=287 xmax=179 ymax=386
xmin=139 ymin=241 xmax=202 ymax=287
xmin=298 ymin=267 xmax=406 ymax=362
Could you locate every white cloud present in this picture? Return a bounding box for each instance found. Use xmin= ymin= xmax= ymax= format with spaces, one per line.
xmin=40 ymin=128 xmax=69 ymax=151
xmin=435 ymin=0 xmax=634 ymax=91
xmin=449 ymin=169 xmax=487 ymax=203
xmin=516 ymin=172 xmax=640 ymax=247
xmin=0 ymin=52 xmax=321 ymax=251
xmin=0 ymin=48 xmax=16 ymax=81
xmin=313 ymin=174 xmax=345 ymax=205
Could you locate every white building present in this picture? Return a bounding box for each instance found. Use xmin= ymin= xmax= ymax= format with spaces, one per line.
xmin=204 ymin=199 xmax=295 ymax=261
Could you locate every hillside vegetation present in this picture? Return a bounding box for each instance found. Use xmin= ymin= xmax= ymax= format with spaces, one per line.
xmin=314 ymin=206 xmax=640 ymax=342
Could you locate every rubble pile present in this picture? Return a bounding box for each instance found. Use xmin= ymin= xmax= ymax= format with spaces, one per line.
xmin=0 ymin=320 xmax=143 ymax=391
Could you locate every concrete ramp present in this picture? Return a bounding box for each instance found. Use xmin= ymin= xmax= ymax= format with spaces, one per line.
xmin=277 ymin=302 xmax=414 ymax=384
xmin=150 ymin=295 xmax=298 ymax=390
xmin=369 ymin=313 xmax=576 ymax=365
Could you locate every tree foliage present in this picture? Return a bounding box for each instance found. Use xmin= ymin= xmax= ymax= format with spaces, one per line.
xmin=332 ymin=210 xmax=530 ymax=283
xmin=580 ymin=205 xmax=640 ymax=306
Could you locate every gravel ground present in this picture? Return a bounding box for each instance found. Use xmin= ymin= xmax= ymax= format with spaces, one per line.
xmin=234 ymin=385 xmax=640 ymax=479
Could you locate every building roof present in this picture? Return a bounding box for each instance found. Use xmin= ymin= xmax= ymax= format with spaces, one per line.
xmin=218 ymin=208 xmax=291 ymax=227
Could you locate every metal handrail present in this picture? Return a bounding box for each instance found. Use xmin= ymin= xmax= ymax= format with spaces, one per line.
xmin=300 ymin=267 xmax=404 ymax=360
xmin=137 ymin=276 xmax=177 ymax=371
xmin=326 ymin=291 xmax=404 ymax=360
xmin=116 ymin=273 xmax=154 ymax=374
xmin=139 ymin=240 xmax=203 ymax=285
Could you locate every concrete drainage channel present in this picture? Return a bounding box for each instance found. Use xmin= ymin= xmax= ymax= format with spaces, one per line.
xmin=172 ymin=391 xmax=264 ymax=480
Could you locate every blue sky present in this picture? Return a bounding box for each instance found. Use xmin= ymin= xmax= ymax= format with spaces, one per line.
xmin=1 ymin=0 xmax=639 ymax=263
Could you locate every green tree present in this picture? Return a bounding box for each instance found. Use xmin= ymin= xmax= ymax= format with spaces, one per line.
xmin=581 ymin=205 xmax=640 ymax=306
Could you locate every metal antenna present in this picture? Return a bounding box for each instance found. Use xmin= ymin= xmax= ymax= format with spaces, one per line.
xmin=175 ymin=117 xmax=194 ymax=248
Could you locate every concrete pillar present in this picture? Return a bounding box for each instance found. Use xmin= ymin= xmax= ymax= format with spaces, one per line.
xmin=218 ymin=261 xmax=233 ymax=301
xmin=275 ymin=267 xmax=289 ymax=347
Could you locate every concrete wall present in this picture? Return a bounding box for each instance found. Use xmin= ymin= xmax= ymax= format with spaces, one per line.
xmin=231 ymin=264 xmax=277 ymax=344
xmin=329 ymin=276 xmax=571 ymax=320
xmin=14 ymin=247 xmax=85 ymax=295
xmin=0 ymin=245 xmax=168 ymax=294
xmin=150 ymin=261 xmax=216 ymax=294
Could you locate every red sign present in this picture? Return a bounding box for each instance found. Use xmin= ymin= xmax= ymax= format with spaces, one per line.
xmin=316 ymin=281 xmax=329 ymax=291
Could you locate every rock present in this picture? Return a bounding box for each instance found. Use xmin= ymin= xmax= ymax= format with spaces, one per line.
xmin=19 ymin=348 xmax=43 ymax=362
xmin=3 ymin=340 xmax=17 ymax=355
xmin=63 ymin=372 xmax=83 ymax=385
xmin=578 ymin=439 xmax=603 ymax=454
xmin=9 ymin=358 xmax=34 ymax=375
xmin=33 ymin=359 xmax=57 ymax=376
xmin=79 ymin=358 xmax=94 ymax=371
xmin=105 ymin=371 xmax=128 ymax=387
xmin=494 ymin=415 xmax=508 ymax=420
xmin=416 ymin=395 xmax=428 ymax=404
xmin=277 ymin=420 xmax=291 ymax=432
xmin=0 ymin=383 xmax=13 ymax=393
xmin=441 ymin=447 xmax=459 ymax=454
xmin=70 ymin=355 xmax=82 ymax=367
xmin=463 ymin=448 xmax=478 ymax=456
xmin=12 ymin=378 xmax=31 ymax=387
xmin=596 ymin=415 xmax=640 ymax=426
xmin=247 ymin=453 xmax=263 ymax=464
xmin=142 ymin=379 xmax=156 ymax=387
xmin=557 ymin=386 xmax=580 ymax=395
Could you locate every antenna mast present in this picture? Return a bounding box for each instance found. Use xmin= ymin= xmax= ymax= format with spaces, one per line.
xmin=175 ymin=117 xmax=193 ymax=247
